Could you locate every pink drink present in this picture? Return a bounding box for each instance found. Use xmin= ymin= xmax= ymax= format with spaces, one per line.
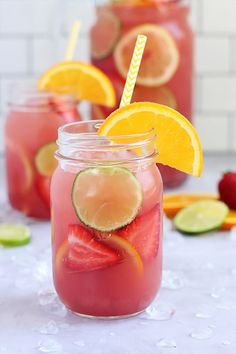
xmin=5 ymin=89 xmax=80 ymax=219
xmin=90 ymin=0 xmax=194 ymax=187
xmin=52 ymin=121 xmax=163 ymax=317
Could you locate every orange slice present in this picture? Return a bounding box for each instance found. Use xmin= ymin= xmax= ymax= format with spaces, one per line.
xmin=221 ymin=210 xmax=236 ymax=231
xmin=164 ymin=193 xmax=218 ymax=218
xmin=114 ymin=24 xmax=179 ymax=87
xmin=38 ymin=61 xmax=116 ymax=107
xmin=132 ymin=86 xmax=177 ymax=109
xmin=105 ymin=234 xmax=143 ymax=274
xmin=98 ymin=102 xmax=203 ymax=177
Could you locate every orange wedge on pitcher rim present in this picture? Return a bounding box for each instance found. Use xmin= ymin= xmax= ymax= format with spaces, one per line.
xmin=98 ymin=102 xmax=203 ymax=177
xmin=38 ymin=61 xmax=116 ymax=107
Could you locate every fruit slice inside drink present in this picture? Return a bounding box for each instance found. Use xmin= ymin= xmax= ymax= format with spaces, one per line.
xmin=91 ymin=11 xmax=121 ymax=60
xmin=72 ymin=166 xmax=143 ymax=232
xmin=114 ymin=24 xmax=179 ymax=87
xmin=35 ymin=142 xmax=58 ymax=177
xmin=6 ymin=139 xmax=33 ymax=194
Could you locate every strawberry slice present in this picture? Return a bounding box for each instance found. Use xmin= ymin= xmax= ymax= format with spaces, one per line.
xmin=66 ymin=225 xmax=120 ymax=272
xmin=117 ymin=205 xmax=161 ymax=260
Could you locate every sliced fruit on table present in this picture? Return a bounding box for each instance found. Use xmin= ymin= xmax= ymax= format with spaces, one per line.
xmin=36 ymin=176 xmax=51 ymax=208
xmin=114 ymin=24 xmax=179 ymax=87
xmin=5 ymin=139 xmax=33 ymax=193
xmin=164 ymin=193 xmax=218 ymax=218
xmin=35 ymin=142 xmax=58 ymax=177
xmin=98 ymin=102 xmax=203 ymax=176
xmin=91 ymin=11 xmax=120 ymax=60
xmin=72 ymin=166 xmax=143 ymax=232
xmin=0 ymin=224 xmax=31 ymax=247
xmin=38 ymin=61 xmax=116 ymax=107
xmin=117 ymin=205 xmax=160 ymax=260
xmin=132 ymin=86 xmax=177 ymax=110
xmin=174 ymin=200 xmax=229 ymax=235
xmin=56 ymin=225 xmax=120 ymax=272
xmin=221 ymin=210 xmax=236 ymax=231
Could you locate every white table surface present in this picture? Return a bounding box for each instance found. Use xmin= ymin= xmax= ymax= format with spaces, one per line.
xmin=1 ymin=154 xmax=236 ymax=354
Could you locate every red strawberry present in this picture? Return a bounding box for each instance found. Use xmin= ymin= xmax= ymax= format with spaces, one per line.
xmin=218 ymin=172 xmax=236 ymax=210
xmin=117 ymin=205 xmax=161 ymax=260
xmin=67 ymin=225 xmax=120 ymax=271
xmin=36 ymin=177 xmax=51 ymax=208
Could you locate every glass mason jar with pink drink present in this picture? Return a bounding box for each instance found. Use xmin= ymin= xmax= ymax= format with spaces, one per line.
xmin=90 ymin=0 xmax=194 ymax=187
xmin=52 ymin=120 xmax=163 ymax=318
xmin=5 ymin=87 xmax=80 ymax=219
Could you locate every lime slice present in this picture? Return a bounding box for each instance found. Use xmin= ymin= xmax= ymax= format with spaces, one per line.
xmin=174 ymin=200 xmax=229 ymax=235
xmin=35 ymin=142 xmax=58 ymax=177
xmin=0 ymin=224 xmax=31 ymax=247
xmin=72 ymin=167 xmax=143 ymax=232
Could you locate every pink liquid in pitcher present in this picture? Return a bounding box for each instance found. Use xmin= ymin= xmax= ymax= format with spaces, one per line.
xmin=90 ymin=0 xmax=194 ymax=187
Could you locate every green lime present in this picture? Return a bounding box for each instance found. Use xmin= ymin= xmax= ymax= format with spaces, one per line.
xmin=72 ymin=166 xmax=143 ymax=232
xmin=174 ymin=200 xmax=229 ymax=235
xmin=0 ymin=224 xmax=31 ymax=247
xmin=35 ymin=142 xmax=58 ymax=177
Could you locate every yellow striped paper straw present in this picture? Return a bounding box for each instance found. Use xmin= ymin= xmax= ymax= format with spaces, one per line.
xmin=65 ymin=21 xmax=81 ymax=61
xmin=120 ymin=35 xmax=147 ymax=108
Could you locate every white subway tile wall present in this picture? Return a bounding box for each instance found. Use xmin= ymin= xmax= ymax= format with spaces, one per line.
xmin=0 ymin=0 xmax=235 ymax=153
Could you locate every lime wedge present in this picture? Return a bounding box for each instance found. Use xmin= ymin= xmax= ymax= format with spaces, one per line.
xmin=174 ymin=200 xmax=229 ymax=235
xmin=35 ymin=142 xmax=58 ymax=177
xmin=0 ymin=224 xmax=31 ymax=247
xmin=72 ymin=167 xmax=143 ymax=232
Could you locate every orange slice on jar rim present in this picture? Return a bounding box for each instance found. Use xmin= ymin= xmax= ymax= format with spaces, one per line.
xmin=114 ymin=24 xmax=179 ymax=87
xmin=98 ymin=102 xmax=203 ymax=177
xmin=38 ymin=61 xmax=116 ymax=108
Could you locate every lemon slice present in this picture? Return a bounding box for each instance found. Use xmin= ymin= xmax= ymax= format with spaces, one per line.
xmin=98 ymin=102 xmax=203 ymax=176
xmin=72 ymin=167 xmax=143 ymax=232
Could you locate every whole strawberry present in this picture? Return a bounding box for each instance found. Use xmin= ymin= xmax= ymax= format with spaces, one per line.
xmin=218 ymin=172 xmax=236 ymax=210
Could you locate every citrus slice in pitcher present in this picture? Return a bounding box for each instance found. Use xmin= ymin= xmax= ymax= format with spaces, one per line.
xmin=72 ymin=167 xmax=142 ymax=232
xmin=91 ymin=11 xmax=120 ymax=60
xmin=114 ymin=24 xmax=179 ymax=87
xmin=38 ymin=61 xmax=116 ymax=107
xmin=98 ymin=102 xmax=203 ymax=176
xmin=35 ymin=142 xmax=58 ymax=177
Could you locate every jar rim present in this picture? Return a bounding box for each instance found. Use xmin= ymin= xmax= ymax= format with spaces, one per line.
xmin=56 ymin=120 xmax=158 ymax=166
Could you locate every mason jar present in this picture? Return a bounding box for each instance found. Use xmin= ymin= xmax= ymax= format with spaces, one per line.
xmin=90 ymin=0 xmax=194 ymax=187
xmin=52 ymin=120 xmax=163 ymax=318
xmin=5 ymin=86 xmax=80 ymax=219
